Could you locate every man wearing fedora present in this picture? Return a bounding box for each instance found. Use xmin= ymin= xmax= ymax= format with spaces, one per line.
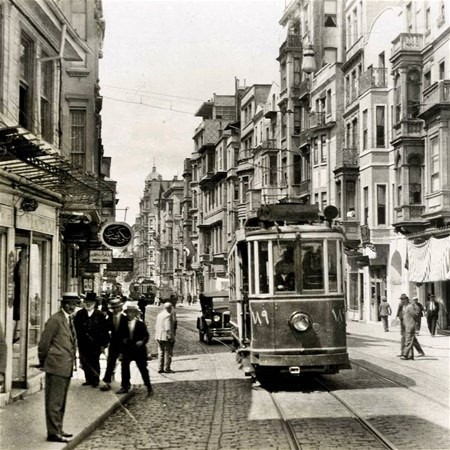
xmin=425 ymin=294 xmax=440 ymax=336
xmin=396 ymin=293 xmax=424 ymax=359
xmin=117 ymin=301 xmax=153 ymax=395
xmin=100 ymin=296 xmax=127 ymax=391
xmin=38 ymin=292 xmax=79 ymax=443
xmin=73 ymin=292 xmax=109 ymax=388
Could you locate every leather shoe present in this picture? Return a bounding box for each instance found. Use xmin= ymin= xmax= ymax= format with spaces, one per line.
xmin=147 ymin=386 xmax=153 ymax=396
xmin=47 ymin=435 xmax=71 ymax=443
xmin=400 ymin=356 xmax=414 ymax=360
xmin=116 ymin=387 xmax=129 ymax=394
xmin=100 ymin=384 xmax=111 ymax=391
xmin=417 ymin=352 xmax=425 ymax=357
xmin=164 ymin=369 xmax=174 ymax=374
xmin=62 ymin=432 xmax=73 ymax=438
xmin=158 ymin=369 xmax=164 ymax=374
xmin=82 ymin=381 xmax=91 ymax=386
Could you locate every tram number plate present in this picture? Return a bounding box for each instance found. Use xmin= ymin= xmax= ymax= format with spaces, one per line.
xmin=251 ymin=308 xmax=269 ymax=326
xmin=332 ymin=307 xmax=346 ymax=323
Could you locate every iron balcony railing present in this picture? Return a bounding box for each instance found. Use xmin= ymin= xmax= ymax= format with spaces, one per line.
xmin=359 ymin=68 xmax=388 ymax=95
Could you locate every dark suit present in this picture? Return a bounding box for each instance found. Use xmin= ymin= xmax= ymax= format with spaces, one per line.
xmin=425 ymin=299 xmax=440 ymax=335
xmin=74 ymin=308 xmax=109 ymax=386
xmin=118 ymin=319 xmax=151 ymax=390
xmin=274 ymin=272 xmax=296 ymax=291
xmin=103 ymin=312 xmax=127 ymax=384
xmin=38 ymin=310 xmax=76 ymax=438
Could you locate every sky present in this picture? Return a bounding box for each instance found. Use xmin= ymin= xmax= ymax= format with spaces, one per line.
xmin=100 ymin=0 xmax=286 ymax=224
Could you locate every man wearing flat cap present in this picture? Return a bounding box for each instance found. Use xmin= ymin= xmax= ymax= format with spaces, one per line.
xmin=38 ymin=292 xmax=79 ymax=443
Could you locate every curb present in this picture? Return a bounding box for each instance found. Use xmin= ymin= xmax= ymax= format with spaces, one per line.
xmin=63 ymin=388 xmax=135 ymax=449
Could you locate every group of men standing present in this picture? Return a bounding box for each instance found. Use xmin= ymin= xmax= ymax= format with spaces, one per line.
xmin=37 ymin=292 xmax=177 ymax=443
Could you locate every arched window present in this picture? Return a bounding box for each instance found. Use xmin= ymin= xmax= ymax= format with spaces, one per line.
xmin=408 ymin=155 xmax=422 ymax=204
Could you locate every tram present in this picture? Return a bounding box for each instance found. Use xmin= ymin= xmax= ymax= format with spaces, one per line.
xmin=228 ymin=203 xmax=351 ymax=378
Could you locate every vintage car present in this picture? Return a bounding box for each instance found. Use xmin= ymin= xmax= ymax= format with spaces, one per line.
xmin=196 ymin=291 xmax=232 ymax=344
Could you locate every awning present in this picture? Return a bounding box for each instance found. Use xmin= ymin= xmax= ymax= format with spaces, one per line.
xmin=407 ymin=236 xmax=450 ymax=282
xmin=0 ymin=127 xmax=111 ymax=209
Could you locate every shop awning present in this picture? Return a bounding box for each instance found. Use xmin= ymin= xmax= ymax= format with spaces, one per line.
xmin=407 ymin=236 xmax=450 ymax=282
xmin=0 ymin=127 xmax=110 ymax=209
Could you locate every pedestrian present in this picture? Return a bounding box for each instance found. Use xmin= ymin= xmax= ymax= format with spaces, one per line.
xmin=155 ymin=302 xmax=177 ymax=374
xmin=425 ymin=294 xmax=440 ymax=336
xmin=187 ymin=293 xmax=192 ymax=305
xmin=396 ymin=293 xmax=409 ymax=357
xmin=401 ymin=297 xmax=425 ymax=360
xmin=117 ymin=301 xmax=153 ymax=396
xmin=412 ymin=297 xmax=424 ymax=334
xmin=138 ymin=295 xmax=147 ymax=322
xmin=100 ymin=296 xmax=127 ymax=391
xmin=378 ymin=296 xmax=392 ymax=332
xmin=73 ymin=292 xmax=110 ymax=388
xmin=38 ymin=292 xmax=79 ymax=443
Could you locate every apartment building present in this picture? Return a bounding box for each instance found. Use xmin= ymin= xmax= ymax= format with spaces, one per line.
xmin=0 ymin=0 xmax=116 ymax=401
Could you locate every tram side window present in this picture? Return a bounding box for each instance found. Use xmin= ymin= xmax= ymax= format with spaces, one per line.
xmin=302 ymin=241 xmax=324 ymax=291
xmin=273 ymin=241 xmax=296 ymax=293
xmin=328 ymin=240 xmax=338 ymax=292
xmin=258 ymin=241 xmax=270 ymax=294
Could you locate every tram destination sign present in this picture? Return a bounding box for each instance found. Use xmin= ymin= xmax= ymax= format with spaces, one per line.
xmin=100 ymin=222 xmax=133 ymax=249
xmin=89 ymin=249 xmax=113 ymax=264
xmin=106 ymin=258 xmax=134 ymax=272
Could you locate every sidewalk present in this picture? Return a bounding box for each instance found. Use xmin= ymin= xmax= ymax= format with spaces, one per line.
xmin=346 ymin=319 xmax=450 ymax=409
xmin=0 ymin=372 xmax=134 ymax=450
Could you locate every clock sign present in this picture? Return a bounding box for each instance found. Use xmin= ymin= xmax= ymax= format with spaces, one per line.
xmin=100 ymin=222 xmax=133 ymax=249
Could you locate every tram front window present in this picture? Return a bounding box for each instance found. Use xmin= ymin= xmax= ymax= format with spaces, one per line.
xmin=302 ymin=241 xmax=324 ymax=291
xmin=274 ymin=242 xmax=296 ymax=292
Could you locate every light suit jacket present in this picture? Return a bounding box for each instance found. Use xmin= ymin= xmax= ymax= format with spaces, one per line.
xmin=403 ymin=304 xmax=419 ymax=332
xmin=154 ymin=310 xmax=175 ymax=341
xmin=38 ymin=310 xmax=77 ymax=378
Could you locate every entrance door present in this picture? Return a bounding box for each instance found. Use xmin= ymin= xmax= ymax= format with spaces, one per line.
xmin=370 ymin=279 xmax=386 ymax=322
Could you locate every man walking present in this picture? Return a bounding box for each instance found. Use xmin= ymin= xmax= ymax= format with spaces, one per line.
xmin=74 ymin=292 xmax=109 ymax=388
xmin=155 ymin=302 xmax=177 ymax=374
xmin=38 ymin=292 xmax=79 ymax=443
xmin=117 ymin=301 xmax=153 ymax=396
xmin=401 ymin=297 xmax=425 ymax=360
xmin=100 ymin=296 xmax=127 ymax=391
xmin=378 ymin=296 xmax=392 ymax=332
xmin=425 ymin=294 xmax=440 ymax=336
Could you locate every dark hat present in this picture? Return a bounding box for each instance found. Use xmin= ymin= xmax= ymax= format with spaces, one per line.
xmin=399 ymin=293 xmax=409 ymax=300
xmin=84 ymin=292 xmax=97 ymax=302
xmin=108 ymin=297 xmax=124 ymax=308
xmin=61 ymin=292 xmax=80 ymax=302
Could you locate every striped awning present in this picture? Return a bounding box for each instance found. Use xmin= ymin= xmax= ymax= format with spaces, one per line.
xmin=407 ymin=236 xmax=450 ymax=282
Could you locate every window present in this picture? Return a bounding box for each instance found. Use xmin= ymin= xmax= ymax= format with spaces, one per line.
xmin=258 ymin=241 xmax=269 ymax=294
xmin=363 ymin=186 xmax=369 ymax=225
xmin=274 ymin=241 xmax=296 ymax=293
xmin=302 ymin=241 xmax=324 ymax=291
xmin=362 ymin=109 xmax=368 ymax=149
xmin=19 ymin=34 xmax=34 ymax=129
xmin=293 ymin=105 xmax=301 ymax=135
xmin=281 ymin=112 xmax=287 ymax=139
xmin=40 ymin=55 xmax=53 ymax=143
xmin=352 ymin=7 xmax=358 ymax=41
xmin=70 ymin=109 xmax=86 ymax=168
xmin=346 ymin=180 xmax=356 ymax=217
xmin=394 ymin=74 xmax=402 ymax=123
xmin=321 ymin=192 xmax=327 ymax=210
xmin=336 ymin=181 xmax=341 ymax=216
xmin=326 ymin=90 xmax=332 ymax=115
xmin=409 ymin=155 xmax=422 ymax=204
xmin=323 ymin=48 xmax=337 ymax=66
xmin=406 ymin=2 xmax=412 ymax=32
xmin=324 ymin=15 xmax=337 ymax=27
xmin=377 ymin=185 xmax=386 ymax=225
xmin=280 ymin=62 xmax=287 ymax=91
xmin=72 ymin=0 xmax=87 ymax=38
xmin=423 ymin=70 xmax=431 ymax=89
xmin=313 ymin=137 xmax=319 ymax=165
xmin=293 ymin=154 xmax=301 ymax=185
xmin=407 ymin=70 xmax=421 ymax=118
xmin=321 ymin=134 xmax=327 ymax=162
xmin=376 ymin=106 xmax=385 ymax=147
xmin=430 ymin=137 xmax=440 ymax=192
xmin=352 ymin=118 xmax=358 ymax=150
xmin=293 ymin=58 xmax=301 ymax=86
xmin=439 ymin=61 xmax=445 ymax=80
xmin=328 ymin=240 xmax=338 ymax=292
xmin=426 ymin=7 xmax=431 ymax=30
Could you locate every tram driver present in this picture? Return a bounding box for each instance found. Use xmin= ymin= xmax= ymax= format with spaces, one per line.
xmin=274 ymin=258 xmax=295 ymax=292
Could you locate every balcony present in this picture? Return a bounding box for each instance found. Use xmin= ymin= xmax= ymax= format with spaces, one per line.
xmin=309 ymin=112 xmax=325 ymax=128
xmin=339 ymin=220 xmax=360 ymax=244
xmin=395 ymin=205 xmax=425 ymax=222
xmin=279 ymin=33 xmax=302 ymax=55
xmin=392 ymin=118 xmax=423 ymax=141
xmin=298 ymin=179 xmax=311 ymax=196
xmin=391 ymin=33 xmax=423 ymax=59
xmin=342 ymin=147 xmax=359 ymax=168
xmin=419 ymin=80 xmax=450 ymax=119
xmin=359 ymin=68 xmax=388 ymax=95
xmin=259 ymin=139 xmax=277 ymax=151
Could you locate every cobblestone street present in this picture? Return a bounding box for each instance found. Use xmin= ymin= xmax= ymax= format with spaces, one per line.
xmin=75 ymin=305 xmax=450 ymax=450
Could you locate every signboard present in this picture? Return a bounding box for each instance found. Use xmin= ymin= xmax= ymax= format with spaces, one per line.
xmin=100 ymin=222 xmax=133 ymax=249
xmin=89 ymin=249 xmax=113 ymax=264
xmin=106 ymin=258 xmax=134 ymax=272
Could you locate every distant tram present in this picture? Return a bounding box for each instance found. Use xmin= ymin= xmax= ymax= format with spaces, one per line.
xmin=228 ymin=204 xmax=351 ymax=378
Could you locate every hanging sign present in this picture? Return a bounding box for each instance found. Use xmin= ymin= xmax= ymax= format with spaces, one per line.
xmin=100 ymin=222 xmax=133 ymax=249
xmin=89 ymin=249 xmax=113 ymax=264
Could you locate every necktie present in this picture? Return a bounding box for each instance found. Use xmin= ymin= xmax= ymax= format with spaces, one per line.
xmin=114 ymin=315 xmax=119 ymax=330
xmin=68 ymin=315 xmax=76 ymax=341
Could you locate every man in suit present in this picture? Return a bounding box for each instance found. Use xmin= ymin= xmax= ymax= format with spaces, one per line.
xmin=38 ymin=292 xmax=79 ymax=443
xmin=401 ymin=296 xmax=425 ymax=360
xmin=100 ymin=296 xmax=127 ymax=391
xmin=117 ymin=301 xmax=153 ymax=396
xmin=155 ymin=302 xmax=177 ymax=373
xmin=425 ymin=294 xmax=440 ymax=336
xmin=73 ymin=292 xmax=109 ymax=388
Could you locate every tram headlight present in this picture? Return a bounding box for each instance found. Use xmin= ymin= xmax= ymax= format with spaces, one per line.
xmin=213 ymin=314 xmax=221 ymax=322
xmin=289 ymin=312 xmax=311 ymax=332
